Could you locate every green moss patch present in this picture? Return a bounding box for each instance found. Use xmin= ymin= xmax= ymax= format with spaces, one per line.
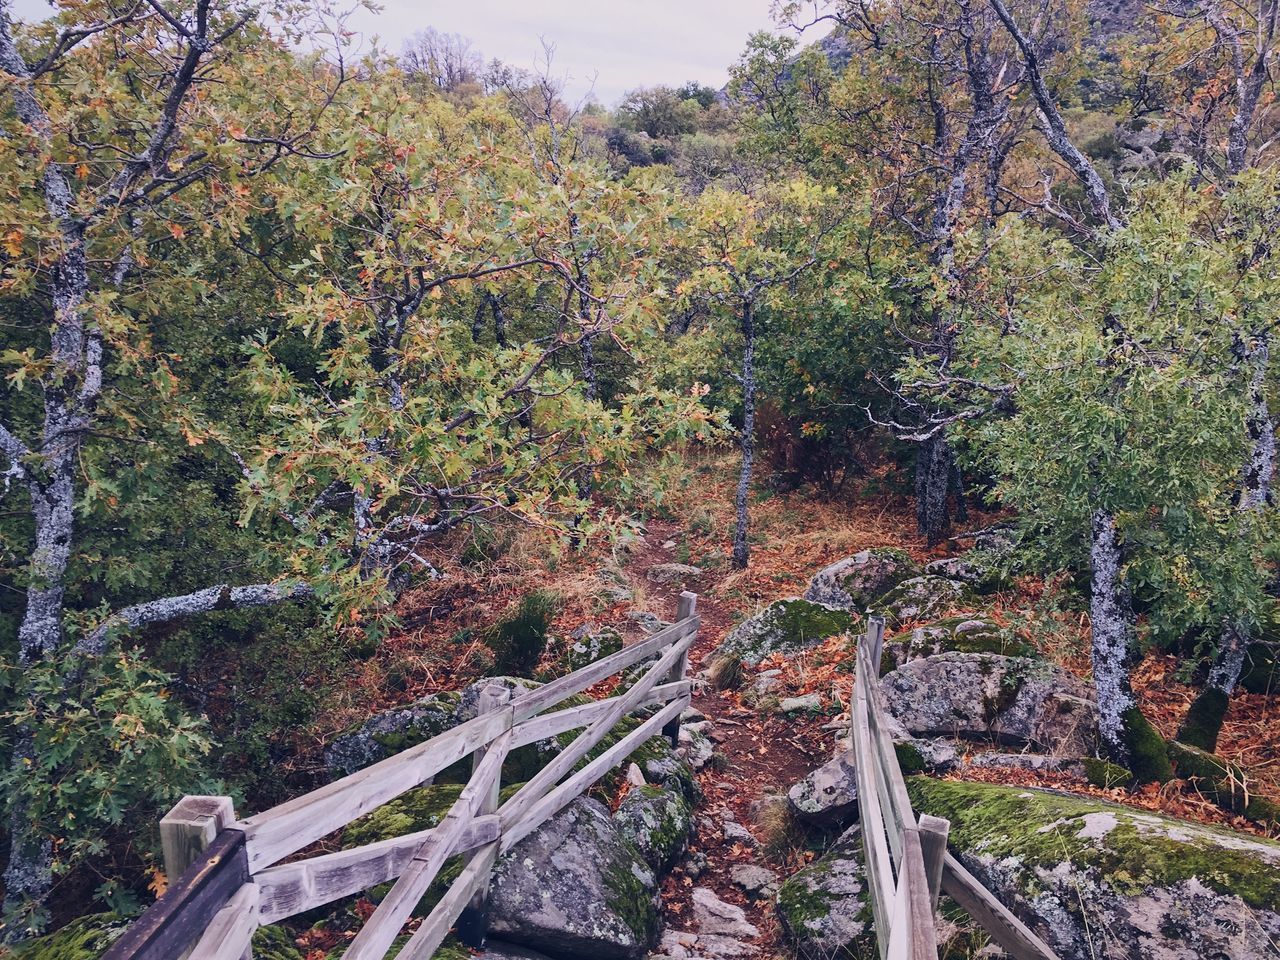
xmin=1121 ymin=706 xmax=1174 ymax=784
xmin=9 ymin=914 xmax=130 ymax=959
xmin=1083 ymin=757 xmax=1132 ymax=789
xmin=908 ymin=777 xmax=1280 ymax=910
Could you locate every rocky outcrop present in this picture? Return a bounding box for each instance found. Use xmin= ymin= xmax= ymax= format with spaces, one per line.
xmin=880 ymin=616 xmax=1031 ymax=672
xmin=614 ymin=783 xmax=693 ymax=871
xmin=871 ymin=575 xmax=968 ymax=628
xmin=775 ymin=825 xmax=874 ymax=959
xmin=787 ymin=750 xmax=858 ymax=825
xmin=910 ymin=777 xmax=1280 ymax=960
xmin=555 ymin=624 xmax=623 ymax=674
xmin=325 ymin=690 xmax=464 ymax=776
xmin=881 ymin=652 xmax=1097 ymax=756
xmin=803 ymin=548 xmax=920 ymax=611
xmin=714 ymin=598 xmax=854 ymax=666
xmin=488 ymin=797 xmax=660 ymax=960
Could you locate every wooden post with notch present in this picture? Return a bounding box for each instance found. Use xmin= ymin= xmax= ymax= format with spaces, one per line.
xmin=663 ymin=591 xmax=697 ymax=746
xmin=918 ymin=813 xmax=950 ymax=909
xmin=161 ymin=796 xmax=236 ymax=891
xmin=456 ymin=683 xmax=512 ymax=950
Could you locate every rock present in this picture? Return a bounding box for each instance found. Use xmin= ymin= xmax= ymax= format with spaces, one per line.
xmin=681 ymin=849 xmax=709 ymax=880
xmin=803 ymin=548 xmax=921 ymax=611
xmin=557 ymin=625 xmax=624 ymax=673
xmin=614 ymin=784 xmax=693 ymax=871
xmin=714 ymin=598 xmax=854 ymax=666
xmin=325 ymin=690 xmax=463 ymax=775
xmin=910 ymin=778 xmax=1280 ymax=960
xmin=662 ymin=539 xmax=678 ymax=549
xmin=678 ymin=726 xmax=715 ymax=769
xmin=881 ymin=616 xmax=1031 ymax=672
xmin=776 ymin=825 xmax=874 ymax=959
xmin=924 ymin=555 xmax=980 ymax=582
xmin=8 ymin=914 xmax=131 ymax=959
xmin=870 ymin=575 xmax=968 ymax=628
xmin=654 ymin=928 xmax=752 ymax=958
xmin=691 ymin=887 xmax=760 ymax=939
xmin=648 ymin=563 xmax=702 ymax=583
xmin=629 ymin=611 xmax=673 ymax=635
xmin=779 ymin=692 xmax=823 ymax=713
xmin=881 ymin=652 xmax=1097 ymax=756
xmin=730 ymin=864 xmax=779 ymax=899
xmin=925 ymin=545 xmax=1010 ymax=593
xmin=721 ymin=816 xmax=757 ymax=847
xmin=788 ymin=750 xmax=858 ymax=824
xmin=488 ymin=797 xmax=660 ymax=960
xmin=642 ymin=751 xmax=698 ymax=799
xmin=626 ymin=762 xmax=647 ymax=787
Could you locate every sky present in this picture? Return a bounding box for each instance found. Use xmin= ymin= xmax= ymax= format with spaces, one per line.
xmin=9 ymin=0 xmax=782 ymax=107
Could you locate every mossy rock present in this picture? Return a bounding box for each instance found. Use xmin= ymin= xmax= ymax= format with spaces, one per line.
xmin=715 ymin=598 xmax=855 ymax=666
xmin=8 ymin=914 xmax=130 ymax=959
xmin=880 ymin=616 xmax=1032 ymax=674
xmin=326 ymin=935 xmax=474 ymax=959
xmin=1083 ymin=757 xmax=1132 ymax=789
xmin=324 ymin=690 xmax=464 ymax=776
xmin=804 ymin=548 xmax=921 ymax=611
xmin=613 ymin=783 xmax=692 ymax=871
xmin=909 ymin=777 xmax=1280 ymax=958
xmin=1121 ymin=705 xmax=1173 ymax=784
xmin=870 ymin=576 xmax=969 ymax=629
xmin=1167 ymin=740 xmax=1280 ymax=827
xmin=775 ymin=825 xmax=875 ymax=959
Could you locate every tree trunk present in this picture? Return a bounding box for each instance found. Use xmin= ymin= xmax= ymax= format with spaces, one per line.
xmin=1090 ymin=509 xmax=1137 ymax=764
xmin=733 ymin=300 xmax=756 ymax=569
xmin=1179 ymin=333 xmax=1275 ymax=750
xmin=915 ymin=432 xmax=953 ymax=547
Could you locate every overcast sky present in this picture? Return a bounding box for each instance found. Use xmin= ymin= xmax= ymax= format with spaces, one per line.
xmin=9 ymin=0 xmax=782 ymax=106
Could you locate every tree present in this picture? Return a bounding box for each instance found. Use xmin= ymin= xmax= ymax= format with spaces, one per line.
xmin=0 ymin=0 xmax=354 ymax=933
xmin=617 ymin=85 xmax=702 ymax=139
xmin=401 ymin=27 xmax=483 ymax=93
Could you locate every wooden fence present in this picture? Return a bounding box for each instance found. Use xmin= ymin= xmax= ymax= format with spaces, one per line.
xmin=852 ymin=615 xmax=1061 ymax=960
xmin=102 ymin=592 xmax=700 ymax=960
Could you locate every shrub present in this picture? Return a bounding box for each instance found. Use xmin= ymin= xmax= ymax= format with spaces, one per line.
xmin=485 ymin=590 xmax=561 ymax=677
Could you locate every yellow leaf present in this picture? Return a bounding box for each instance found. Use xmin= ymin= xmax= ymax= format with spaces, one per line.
xmin=3 ymin=229 xmax=22 ymax=257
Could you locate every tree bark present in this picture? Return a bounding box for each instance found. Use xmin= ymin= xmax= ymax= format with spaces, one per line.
xmin=915 ymin=432 xmax=954 ymax=547
xmin=733 ymin=299 xmax=756 ymax=569
xmin=1090 ymin=509 xmax=1138 ymax=764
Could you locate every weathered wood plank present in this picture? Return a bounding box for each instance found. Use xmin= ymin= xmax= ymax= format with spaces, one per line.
xmin=900 ymin=827 xmax=938 ymax=959
xmin=918 ymin=814 xmax=949 ymax=910
xmin=161 ymin=796 xmax=236 ymax=885
xmin=500 ymin=694 xmax=688 ymax=851
xmin=511 ymin=616 xmax=699 ymax=722
xmin=663 ymin=593 xmax=697 ymax=745
xmin=255 ymin=816 xmax=500 ymax=924
xmin=341 ymin=730 xmax=511 ymax=960
xmin=101 ymin=829 xmax=249 ymax=960
xmin=499 ymin=632 xmax=695 ymax=829
xmin=510 ymin=680 xmax=689 ymax=748
xmin=187 ymin=883 xmax=258 ymax=960
xmin=852 ymin=683 xmax=895 ymax=960
xmin=457 ymin=685 xmax=510 ymax=948
xmin=239 ymin=708 xmax=510 ymax=872
xmin=940 ymin=852 xmax=1060 ymax=960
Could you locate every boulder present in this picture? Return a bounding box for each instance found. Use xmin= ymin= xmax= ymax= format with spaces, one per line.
xmin=803 ymin=548 xmax=920 ymax=611
xmin=787 ymin=750 xmax=858 ymax=824
xmin=648 ymin=563 xmax=703 ymax=583
xmin=881 ymin=652 xmax=1096 ymax=757
xmin=870 ymin=575 xmax=968 ymax=628
xmin=325 ymin=690 xmax=463 ymax=776
xmin=779 ymin=693 xmax=823 ymax=714
xmin=557 ymin=624 xmax=624 ymax=674
xmin=924 ymin=544 xmax=1010 ymax=594
xmin=880 ymin=616 xmax=1032 ymax=673
xmin=775 ymin=825 xmax=875 ymax=959
xmin=478 ymin=943 xmax=557 ymax=960
xmin=488 ymin=797 xmax=660 ymax=960
xmin=614 ymin=783 xmax=693 ymax=871
xmin=690 ymin=887 xmax=760 ymax=939
xmin=628 ymin=610 xmax=673 ymax=635
xmin=910 ymin=777 xmax=1280 ymax=960
xmin=654 ymin=927 xmax=753 ymax=958
xmin=729 ymin=864 xmax=779 ymax=900
xmin=714 ymin=598 xmax=854 ymax=666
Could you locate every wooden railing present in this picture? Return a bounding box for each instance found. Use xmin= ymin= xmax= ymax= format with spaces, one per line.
xmin=852 ymin=616 xmax=1061 ymax=960
xmin=102 ymin=592 xmax=700 ymax=960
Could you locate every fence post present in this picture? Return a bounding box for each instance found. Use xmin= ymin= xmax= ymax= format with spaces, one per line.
xmin=918 ymin=814 xmax=950 ymax=910
xmin=663 ymin=591 xmax=697 ymax=746
xmin=156 ymin=796 xmax=239 ymax=959
xmin=456 ymin=683 xmax=512 ymax=950
xmin=867 ymin=615 xmax=886 ymax=673
xmin=161 ymin=796 xmax=236 ymax=886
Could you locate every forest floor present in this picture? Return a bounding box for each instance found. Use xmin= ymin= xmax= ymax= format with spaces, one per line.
xmin=303 ymin=447 xmax=1280 ymax=958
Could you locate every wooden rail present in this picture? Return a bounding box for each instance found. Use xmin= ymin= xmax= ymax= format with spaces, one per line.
xmin=103 ymin=592 xmax=700 ymax=960
xmin=852 ymin=616 xmax=1061 ymax=960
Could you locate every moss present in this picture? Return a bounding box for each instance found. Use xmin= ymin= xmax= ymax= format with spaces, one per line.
xmin=603 ymin=845 xmax=660 ymax=947
xmin=776 ymin=870 xmax=838 ymax=929
xmin=328 ymin=935 xmax=472 ymax=959
xmin=1176 ymin=686 xmax=1229 ymax=751
xmin=486 ymin=589 xmax=560 ymax=677
xmin=1164 ymin=739 xmax=1280 ymax=828
xmin=908 ymin=777 xmax=1280 ymax=910
xmin=343 ymin=783 xmax=463 ymax=847
xmin=1122 ymin=706 xmax=1174 ymax=784
xmin=1083 ymin=757 xmax=1133 ymax=789
xmin=252 ymin=925 xmax=304 ymax=960
xmin=870 ymin=576 xmax=969 ymax=629
xmin=1244 ymin=796 xmax=1280 ymax=826
xmin=894 ymin=740 xmax=926 ymax=775
xmin=616 ymin=784 xmax=691 ymax=870
xmin=770 ymin=599 xmax=856 ymax=646
xmin=9 ymin=915 xmax=130 ymax=959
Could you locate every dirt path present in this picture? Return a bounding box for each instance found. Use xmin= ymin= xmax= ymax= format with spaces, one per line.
xmin=618 ymin=519 xmax=835 ymax=958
